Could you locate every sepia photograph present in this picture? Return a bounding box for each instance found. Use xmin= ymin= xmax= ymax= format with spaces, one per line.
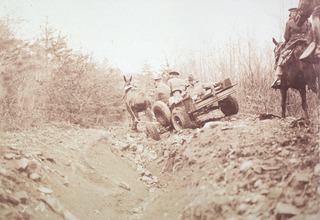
xmin=0 ymin=0 xmax=319 ymax=219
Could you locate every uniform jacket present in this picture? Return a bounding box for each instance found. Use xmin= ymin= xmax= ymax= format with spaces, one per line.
xmin=284 ymin=17 xmax=312 ymax=43
xmin=155 ymin=82 xmax=170 ymax=103
xmin=167 ymin=77 xmax=187 ymax=95
xmin=186 ymin=82 xmax=204 ymax=100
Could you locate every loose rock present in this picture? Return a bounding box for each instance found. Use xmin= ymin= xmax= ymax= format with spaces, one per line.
xmin=14 ymin=191 xmax=29 ymax=204
xmin=275 ymin=202 xmax=300 ymax=216
xmin=37 ymin=186 xmax=53 ymax=194
xmin=29 ymin=172 xmax=41 ymax=181
xmin=17 ymin=158 xmax=30 ymax=171
xmin=240 ymin=161 xmax=253 ymax=172
xmin=4 ymin=153 xmax=16 ymax=160
xmin=118 ymin=181 xmax=131 ymax=191
xmin=0 ymin=167 xmax=8 ymax=176
xmin=27 ymin=159 xmax=41 ymax=173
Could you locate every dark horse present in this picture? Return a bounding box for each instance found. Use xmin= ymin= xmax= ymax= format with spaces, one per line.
xmin=123 ymin=76 xmax=154 ymax=130
xmin=272 ymin=38 xmax=319 ymax=119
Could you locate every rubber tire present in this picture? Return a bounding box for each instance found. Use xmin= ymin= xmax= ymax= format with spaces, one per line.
xmin=171 ymin=108 xmax=193 ymax=131
xmin=146 ymin=123 xmax=160 ymax=141
xmin=152 ymin=101 xmax=171 ymax=127
xmin=219 ymin=95 xmax=239 ymax=116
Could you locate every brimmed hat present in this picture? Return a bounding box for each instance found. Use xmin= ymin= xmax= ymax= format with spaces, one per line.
xmin=168 ymin=71 xmax=180 ymax=76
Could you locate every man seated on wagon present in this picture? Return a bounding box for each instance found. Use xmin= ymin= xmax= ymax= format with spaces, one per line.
xmin=186 ymin=74 xmax=205 ymax=101
xmin=153 ymin=74 xmax=171 ymax=104
xmin=167 ymin=71 xmax=188 ymax=106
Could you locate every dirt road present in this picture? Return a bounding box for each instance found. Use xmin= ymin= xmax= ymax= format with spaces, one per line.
xmin=0 ymin=114 xmax=319 ymax=220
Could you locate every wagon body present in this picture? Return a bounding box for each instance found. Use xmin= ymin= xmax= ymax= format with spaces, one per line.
xmin=152 ymin=78 xmax=239 ymax=131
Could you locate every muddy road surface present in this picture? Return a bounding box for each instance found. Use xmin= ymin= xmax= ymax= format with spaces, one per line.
xmin=0 ymin=114 xmax=319 ymax=220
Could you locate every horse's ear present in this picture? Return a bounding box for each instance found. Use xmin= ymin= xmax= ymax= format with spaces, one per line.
xmin=123 ymin=76 xmax=127 ymax=82
xmin=129 ymin=76 xmax=132 ymax=82
xmin=272 ymin=38 xmax=278 ymax=45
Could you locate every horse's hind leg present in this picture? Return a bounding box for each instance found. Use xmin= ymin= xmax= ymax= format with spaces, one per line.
xmin=131 ymin=109 xmax=140 ymax=130
xmin=281 ymin=89 xmax=287 ymax=118
xmin=301 ymin=62 xmax=319 ymax=96
xmin=130 ymin=114 xmax=138 ymax=130
xmin=300 ymin=88 xmax=309 ymax=119
xmin=126 ymin=105 xmax=139 ymax=130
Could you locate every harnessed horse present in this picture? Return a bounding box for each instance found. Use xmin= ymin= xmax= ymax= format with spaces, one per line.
xmin=272 ymin=38 xmax=319 ymax=119
xmin=123 ymin=76 xmax=154 ymax=130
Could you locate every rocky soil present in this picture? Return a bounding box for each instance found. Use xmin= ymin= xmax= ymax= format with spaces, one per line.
xmin=0 ymin=113 xmax=319 ymax=220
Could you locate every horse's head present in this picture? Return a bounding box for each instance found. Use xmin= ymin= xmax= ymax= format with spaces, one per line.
xmin=124 ymin=75 xmax=134 ymax=92
xmin=272 ymin=38 xmax=288 ymax=71
xmin=272 ymin=38 xmax=285 ymax=65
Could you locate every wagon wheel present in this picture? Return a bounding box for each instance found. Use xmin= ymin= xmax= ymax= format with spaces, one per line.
xmin=152 ymin=101 xmax=171 ymax=126
xmin=171 ymin=108 xmax=193 ymax=131
xmin=146 ymin=123 xmax=161 ymax=141
xmin=218 ymin=95 xmax=239 ymax=116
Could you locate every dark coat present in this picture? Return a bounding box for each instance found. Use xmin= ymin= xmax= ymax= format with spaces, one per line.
xmin=284 ymin=17 xmax=312 ymax=43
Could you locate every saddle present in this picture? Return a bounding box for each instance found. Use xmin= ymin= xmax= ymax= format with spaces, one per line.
xmin=278 ymin=39 xmax=308 ymax=66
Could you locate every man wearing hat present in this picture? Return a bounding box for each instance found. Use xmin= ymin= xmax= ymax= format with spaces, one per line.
xmin=167 ymin=71 xmax=188 ymax=95
xmin=186 ymin=74 xmax=205 ymax=100
xmin=167 ymin=71 xmax=188 ymax=106
xmin=153 ymin=74 xmax=170 ymax=103
xmin=271 ymin=7 xmax=313 ymax=89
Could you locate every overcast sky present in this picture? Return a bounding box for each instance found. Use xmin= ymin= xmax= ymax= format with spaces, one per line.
xmin=2 ymin=0 xmax=298 ymax=73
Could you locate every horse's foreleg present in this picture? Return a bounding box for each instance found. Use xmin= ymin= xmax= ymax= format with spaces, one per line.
xmin=280 ymin=89 xmax=287 ymax=118
xmin=300 ymin=88 xmax=309 ymax=119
